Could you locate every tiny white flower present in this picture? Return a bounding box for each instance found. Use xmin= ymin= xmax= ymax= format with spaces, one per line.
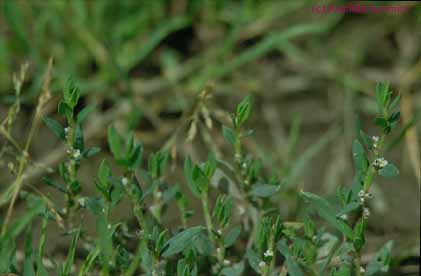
xmin=242 ymin=162 xmax=247 ymax=169
xmin=363 ymin=207 xmax=370 ymax=219
xmin=73 ymin=149 xmax=81 ymax=159
xmin=360 ymin=266 xmax=366 ymax=273
xmin=223 ymin=259 xmax=231 ymax=266
xmin=358 ymin=190 xmax=365 ymax=198
xmin=78 ymin=197 xmax=86 ymax=207
xmin=365 ymin=192 xmax=373 ymax=199
xmin=373 ymin=157 xmax=388 ymax=169
xmin=107 ymin=224 xmax=112 ymax=230
xmin=264 ymin=249 xmax=274 ymax=257
xmin=217 ymin=229 xmax=222 ymax=235
xmin=340 ymin=214 xmax=348 ymax=220
xmin=156 ymin=191 xmax=162 ymax=199
xmin=372 ymin=136 xmax=379 ymax=142
xmin=216 ymin=247 xmax=222 ymax=254
xmin=121 ymin=177 xmax=129 ymax=186
xmin=258 ymin=261 xmax=266 ymax=269
xmin=64 ymin=127 xmax=70 ymax=134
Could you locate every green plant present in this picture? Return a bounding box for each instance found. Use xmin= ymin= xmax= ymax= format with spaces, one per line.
xmin=0 ymin=75 xmax=402 ymax=276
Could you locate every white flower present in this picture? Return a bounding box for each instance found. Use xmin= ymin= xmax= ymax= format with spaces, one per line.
xmin=373 ymin=157 xmax=388 ymax=168
xmin=64 ymin=127 xmax=70 ymax=134
xmin=340 ymin=214 xmax=348 ymax=220
xmin=107 ymin=224 xmax=112 ymax=230
xmin=216 ymin=247 xmax=222 ymax=254
xmin=217 ymin=229 xmax=222 ymax=235
xmin=264 ymin=249 xmax=274 ymax=257
xmin=372 ymin=136 xmax=379 ymax=143
xmin=365 ymin=193 xmax=373 ymax=199
xmin=78 ymin=198 xmax=86 ymax=207
xmin=363 ymin=207 xmax=370 ymax=219
xmin=358 ymin=190 xmax=365 ymax=198
xmin=258 ymin=261 xmax=266 ymax=268
xmin=360 ymin=266 xmax=366 ymax=273
xmin=73 ymin=149 xmax=81 ymax=159
xmin=121 ymin=177 xmax=129 ymax=186
xmin=223 ymin=259 xmax=231 ymax=266
xmin=156 ymin=191 xmax=162 ymax=199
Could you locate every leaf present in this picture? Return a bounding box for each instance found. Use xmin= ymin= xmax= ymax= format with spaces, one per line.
xmin=379 ymin=163 xmax=399 ymax=177
xmin=222 ymin=126 xmax=236 ymax=145
xmin=220 ymin=261 xmax=245 ymax=276
xmin=277 ymin=240 xmax=303 ymax=276
xmin=83 ymin=147 xmax=101 ymax=158
xmin=245 ymin=248 xmax=261 ymax=274
xmin=184 ymin=157 xmax=200 ymax=197
xmin=162 ymin=226 xmax=205 ymax=257
xmin=336 ymin=202 xmax=360 ymax=217
xmin=249 ymin=184 xmax=279 ymax=198
xmin=224 ymin=226 xmax=241 ymax=248
xmin=300 ymin=191 xmax=354 ymax=239
xmin=76 ymin=104 xmax=96 ymax=124
xmin=352 ymin=140 xmax=368 ymax=180
xmin=8 ymin=198 xmax=45 ymax=238
xmin=43 ymin=117 xmax=65 ymax=140
xmin=36 ymin=211 xmax=49 ymax=276
xmin=235 ymin=95 xmax=252 ymax=127
xmin=366 ymin=241 xmax=393 ymax=276
xmin=42 ymin=176 xmax=67 ymax=193
xmin=193 ymin=232 xmax=214 ymax=256
xmin=108 ymin=126 xmax=123 ymax=159
xmin=23 ymin=226 xmax=35 ymax=276
xmin=58 ymin=101 xmax=73 ymax=120
xmin=62 ymin=228 xmax=81 ymax=276
xmin=73 ymin=123 xmax=84 ymax=151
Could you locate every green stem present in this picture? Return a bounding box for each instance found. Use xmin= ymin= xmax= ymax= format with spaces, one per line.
xmin=201 ymin=193 xmax=214 ymax=243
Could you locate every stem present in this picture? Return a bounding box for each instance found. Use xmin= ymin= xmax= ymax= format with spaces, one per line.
xmin=201 ymin=193 xmax=214 ymax=243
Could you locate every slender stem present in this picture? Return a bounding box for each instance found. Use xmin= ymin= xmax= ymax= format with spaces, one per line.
xmin=201 ymin=193 xmax=214 ymax=243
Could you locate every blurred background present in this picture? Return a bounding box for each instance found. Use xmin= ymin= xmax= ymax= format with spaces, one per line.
xmin=0 ymin=0 xmax=420 ymax=273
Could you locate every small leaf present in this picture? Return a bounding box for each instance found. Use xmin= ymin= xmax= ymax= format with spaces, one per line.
xmin=62 ymin=228 xmax=81 ymax=276
xmin=366 ymin=241 xmax=393 ymax=276
xmin=58 ymin=101 xmax=73 ymax=120
xmin=222 ymin=126 xmax=236 ymax=145
xmin=245 ymin=248 xmax=261 ymax=274
xmin=379 ymin=163 xmax=399 ymax=177
xmin=43 ymin=117 xmax=65 ymax=140
xmin=162 ymin=226 xmax=205 ymax=257
xmin=249 ymin=184 xmax=279 ymax=198
xmin=337 ymin=202 xmax=360 ymax=217
xmin=108 ymin=126 xmax=123 ymax=159
xmin=76 ymin=104 xmax=96 ymax=124
xmin=184 ymin=157 xmax=200 ymax=197
xmin=73 ymin=123 xmax=84 ymax=151
xmin=83 ymin=147 xmax=101 ymax=158
xmin=224 ymin=226 xmax=241 ymax=248
xmin=235 ymin=96 xmax=252 ymax=127
xmin=277 ymin=240 xmax=303 ymax=276
xmin=300 ymin=191 xmax=354 ymax=239
xmin=220 ymin=261 xmax=244 ymax=276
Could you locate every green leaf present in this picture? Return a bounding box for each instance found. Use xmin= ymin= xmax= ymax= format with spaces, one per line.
xmin=366 ymin=241 xmax=393 ymax=275
xmin=83 ymin=147 xmax=101 ymax=158
xmin=184 ymin=157 xmax=200 ymax=197
xmin=222 ymin=126 xmax=236 ymax=145
xmin=249 ymin=184 xmax=279 ymax=198
xmin=76 ymin=104 xmax=96 ymax=124
xmin=235 ymin=95 xmax=252 ymax=127
xmin=352 ymin=139 xmax=368 ymax=180
xmin=220 ymin=261 xmax=244 ymax=276
xmin=62 ymin=228 xmax=81 ymax=276
xmin=58 ymin=101 xmax=73 ymax=120
xmin=245 ymin=248 xmax=261 ymax=274
xmin=192 ymin=165 xmax=208 ymax=195
xmin=277 ymin=240 xmax=303 ymax=276
xmin=43 ymin=117 xmax=65 ymax=140
xmin=353 ymin=219 xmax=366 ymax=252
xmin=73 ymin=123 xmax=84 ymax=151
xmin=36 ymin=211 xmax=49 ymax=276
xmin=8 ymin=198 xmax=45 ymax=238
xmin=108 ymin=126 xmax=123 ymax=159
xmin=337 ymin=202 xmax=360 ymax=217
xmin=224 ymin=226 xmax=241 ymax=248
xmin=300 ymin=191 xmax=354 ymax=239
xmin=379 ymin=163 xmax=399 ymax=177
xmin=193 ymin=232 xmax=214 ymax=256
xmin=162 ymin=226 xmax=205 ymax=257
xmin=64 ymin=78 xmax=80 ymax=109
xmin=23 ymin=226 xmax=35 ymax=276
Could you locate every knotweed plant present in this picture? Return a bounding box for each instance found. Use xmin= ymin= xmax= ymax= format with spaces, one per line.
xmin=0 ymin=68 xmax=401 ymax=276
